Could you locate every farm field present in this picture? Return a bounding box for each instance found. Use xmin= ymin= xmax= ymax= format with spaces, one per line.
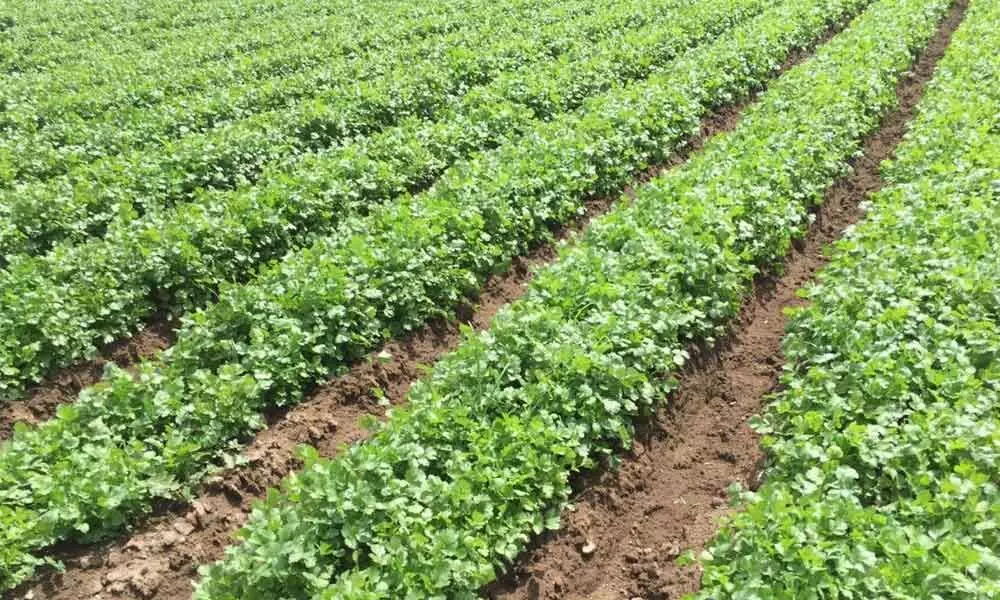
xmin=0 ymin=0 xmax=995 ymax=598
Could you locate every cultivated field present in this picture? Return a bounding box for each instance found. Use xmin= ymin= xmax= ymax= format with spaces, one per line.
xmin=0 ymin=0 xmax=996 ymax=598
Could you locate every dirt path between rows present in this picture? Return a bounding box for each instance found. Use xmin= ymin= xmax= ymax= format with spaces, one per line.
xmin=486 ymin=2 xmax=966 ymax=598
xmin=0 ymin=318 xmax=176 ymax=440
xmin=7 ymin=14 xmax=876 ymax=600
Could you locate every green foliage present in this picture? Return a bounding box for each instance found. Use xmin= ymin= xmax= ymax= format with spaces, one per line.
xmin=0 ymin=0 xmax=620 ymax=254
xmin=0 ymin=0 xmax=766 ymax=398
xmin=0 ymin=0 xmax=870 ymax=588
xmin=194 ymin=0 xmax=950 ymax=596
xmin=0 ymin=0 xmax=575 ymax=185
xmin=696 ymin=0 xmax=1000 ymax=596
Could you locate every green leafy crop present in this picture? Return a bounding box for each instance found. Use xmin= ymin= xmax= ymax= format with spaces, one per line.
xmin=191 ymin=0 xmax=951 ymax=596
xmin=0 ymin=0 xmax=870 ymax=588
xmin=0 ymin=0 xmax=651 ymax=254
xmin=0 ymin=0 xmax=766 ymax=398
xmin=0 ymin=0 xmax=609 ymax=187
xmin=696 ymin=0 xmax=1000 ymax=596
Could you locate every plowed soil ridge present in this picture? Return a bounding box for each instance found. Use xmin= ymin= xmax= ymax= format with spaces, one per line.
xmin=9 ymin=18 xmax=861 ymax=600
xmin=486 ymin=2 xmax=966 ymax=598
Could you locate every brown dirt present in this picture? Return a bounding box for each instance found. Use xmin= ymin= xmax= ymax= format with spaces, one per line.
xmin=3 ymin=8 xmax=925 ymax=600
xmin=0 ymin=319 xmax=177 ymax=440
xmin=485 ymin=2 xmax=966 ymax=599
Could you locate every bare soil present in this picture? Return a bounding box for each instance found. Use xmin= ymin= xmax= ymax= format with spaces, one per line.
xmin=486 ymin=3 xmax=966 ymax=598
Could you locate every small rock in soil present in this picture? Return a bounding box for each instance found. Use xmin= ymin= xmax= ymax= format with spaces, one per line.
xmin=108 ymin=581 xmax=127 ymax=594
xmin=160 ymin=529 xmax=183 ymax=547
xmin=134 ymin=571 xmax=163 ymax=598
xmin=104 ymin=564 xmax=132 ymax=584
xmin=81 ymin=578 xmax=104 ymax=596
xmin=172 ymin=518 xmax=196 ymax=536
xmin=660 ymin=541 xmax=681 ymax=559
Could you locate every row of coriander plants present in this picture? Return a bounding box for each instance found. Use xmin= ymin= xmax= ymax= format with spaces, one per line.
xmin=0 ymin=0 xmax=601 ymax=186
xmin=0 ymin=0 xmax=391 ymax=74
xmin=0 ymin=0 xmax=483 ymax=178
xmin=193 ymin=0 xmax=954 ymax=595
xmin=0 ymin=0 xmax=709 ymax=255
xmin=0 ymin=0 xmax=659 ymax=254
xmin=2 ymin=0 xmax=327 ymax=45
xmin=0 ymin=0 xmax=437 ymax=127
xmin=0 ymin=0 xmax=592 ymax=197
xmin=0 ymin=0 xmax=871 ymax=588
xmin=695 ymin=0 xmax=1000 ymax=596
xmin=0 ymin=0 xmax=769 ymax=398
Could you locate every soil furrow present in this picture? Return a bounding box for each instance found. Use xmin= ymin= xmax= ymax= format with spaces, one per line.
xmin=485 ymin=2 xmax=966 ymax=598
xmin=0 ymin=319 xmax=177 ymax=440
xmin=7 ymin=17 xmax=856 ymax=600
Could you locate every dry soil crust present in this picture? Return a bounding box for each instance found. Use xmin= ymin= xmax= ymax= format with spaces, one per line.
xmin=486 ymin=2 xmax=966 ymax=598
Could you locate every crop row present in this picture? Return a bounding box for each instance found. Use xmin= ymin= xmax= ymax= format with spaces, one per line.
xmin=4 ymin=0 xmax=327 ymax=41
xmin=1 ymin=0 xmax=480 ymax=147
xmin=0 ymin=0 xmax=870 ymax=588
xmin=0 ymin=0 xmax=389 ymax=74
xmin=0 ymin=0 xmax=604 ymax=186
xmin=1 ymin=0 xmax=427 ymax=107
xmin=0 ymin=0 xmax=599 ymax=195
xmin=191 ymin=0 xmax=953 ymax=595
xmin=696 ymin=1 xmax=1000 ymax=596
xmin=0 ymin=0 xmax=769 ymax=397
xmin=0 ymin=0 xmax=684 ymax=255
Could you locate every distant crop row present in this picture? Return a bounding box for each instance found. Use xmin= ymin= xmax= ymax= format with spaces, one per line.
xmin=192 ymin=0 xmax=953 ymax=595
xmin=1 ymin=0 xmax=449 ymax=128
xmin=0 ymin=0 xmax=605 ymax=187
xmin=0 ymin=0 xmax=870 ymax=588
xmin=0 ymin=0 xmax=429 ymax=74
xmin=696 ymin=0 xmax=1000 ymax=596
xmin=0 ymin=0 xmax=614 ymax=241
xmin=0 ymin=0 xmax=767 ymax=397
xmin=0 ymin=0 xmax=703 ymax=256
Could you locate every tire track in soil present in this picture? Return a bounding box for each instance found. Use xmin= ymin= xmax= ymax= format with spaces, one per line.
xmin=7 ymin=17 xmax=861 ymax=600
xmin=0 ymin=319 xmax=177 ymax=440
xmin=485 ymin=3 xmax=967 ymax=598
